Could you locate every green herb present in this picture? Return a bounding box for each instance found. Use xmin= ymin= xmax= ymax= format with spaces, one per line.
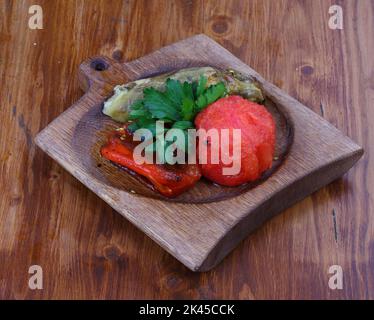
xmin=172 ymin=120 xmax=194 ymax=130
xmin=127 ymin=75 xmax=226 ymax=163
xmin=195 ymin=82 xmax=226 ymax=111
xmin=196 ymin=75 xmax=208 ymax=97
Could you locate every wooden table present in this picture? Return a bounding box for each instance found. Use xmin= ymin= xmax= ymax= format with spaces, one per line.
xmin=0 ymin=0 xmax=372 ymax=299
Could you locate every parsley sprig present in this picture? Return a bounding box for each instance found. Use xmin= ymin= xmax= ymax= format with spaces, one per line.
xmin=128 ymin=75 xmax=226 ymax=132
xmin=127 ymin=75 xmax=226 ymax=161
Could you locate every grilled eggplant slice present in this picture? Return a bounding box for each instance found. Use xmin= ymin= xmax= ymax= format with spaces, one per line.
xmin=102 ymin=67 xmax=264 ymax=122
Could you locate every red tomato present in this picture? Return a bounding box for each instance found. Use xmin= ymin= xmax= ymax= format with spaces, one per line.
xmin=194 ymin=95 xmax=276 ymax=186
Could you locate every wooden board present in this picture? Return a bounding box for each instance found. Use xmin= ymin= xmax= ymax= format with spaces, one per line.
xmin=35 ymin=34 xmax=363 ymax=271
xmin=2 ymin=0 xmax=373 ymax=299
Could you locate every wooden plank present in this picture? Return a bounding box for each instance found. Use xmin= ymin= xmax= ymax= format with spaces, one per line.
xmin=35 ymin=34 xmax=363 ymax=272
xmin=0 ymin=0 xmax=372 ymax=299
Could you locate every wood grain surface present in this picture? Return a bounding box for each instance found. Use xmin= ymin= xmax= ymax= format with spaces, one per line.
xmin=34 ymin=35 xmax=362 ymax=272
xmin=0 ymin=0 xmax=373 ymax=299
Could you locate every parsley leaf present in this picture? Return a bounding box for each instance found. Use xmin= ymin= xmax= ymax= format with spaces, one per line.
xmin=143 ymin=87 xmax=181 ymax=121
xmin=196 ymin=74 xmax=208 ymax=97
xmin=165 ymin=79 xmax=184 ymax=109
xmin=196 ymin=82 xmax=226 ymax=111
xmin=172 ymin=120 xmax=194 ymax=130
xmin=181 ymin=97 xmax=195 ymax=121
xmin=205 ymin=82 xmax=226 ymax=104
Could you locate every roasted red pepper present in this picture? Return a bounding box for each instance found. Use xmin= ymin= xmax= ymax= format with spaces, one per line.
xmin=100 ymin=131 xmax=201 ymax=197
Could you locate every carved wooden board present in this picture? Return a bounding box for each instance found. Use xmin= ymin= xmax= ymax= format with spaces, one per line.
xmin=35 ymin=34 xmax=363 ymax=271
